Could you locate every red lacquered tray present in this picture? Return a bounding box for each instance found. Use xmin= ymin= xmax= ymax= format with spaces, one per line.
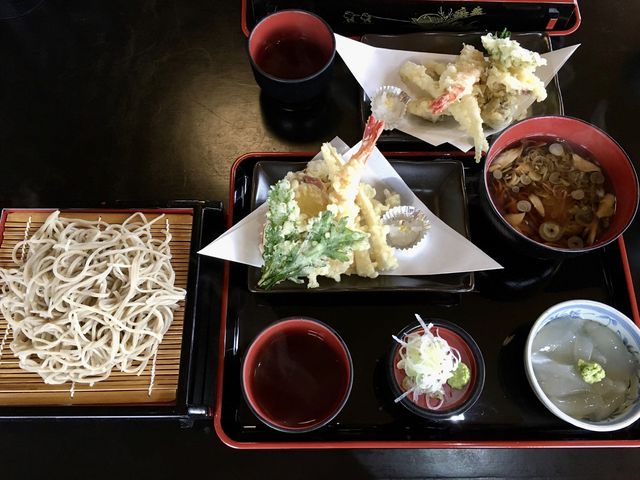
xmin=214 ymin=151 xmax=640 ymax=449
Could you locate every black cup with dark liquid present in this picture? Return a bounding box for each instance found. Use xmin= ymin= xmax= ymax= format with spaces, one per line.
xmin=242 ymin=317 xmax=353 ymax=433
xmin=251 ymin=330 xmax=349 ymax=428
xmin=248 ymin=10 xmax=336 ymax=105
xmin=255 ymin=36 xmax=329 ymax=80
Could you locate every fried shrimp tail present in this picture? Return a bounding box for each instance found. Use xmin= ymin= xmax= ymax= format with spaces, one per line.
xmin=327 ymin=115 xmax=384 ymax=222
xmin=352 ymin=115 xmax=385 ymax=164
xmin=429 ymin=45 xmax=485 ymax=114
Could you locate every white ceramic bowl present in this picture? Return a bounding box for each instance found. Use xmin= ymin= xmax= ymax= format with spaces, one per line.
xmin=525 ymin=300 xmax=640 ymax=432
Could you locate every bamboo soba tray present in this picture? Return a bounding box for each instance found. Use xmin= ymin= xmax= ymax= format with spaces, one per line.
xmin=0 ymin=209 xmax=193 ymax=407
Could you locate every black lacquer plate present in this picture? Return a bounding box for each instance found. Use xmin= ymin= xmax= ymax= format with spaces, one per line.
xmin=217 ymin=152 xmax=640 ymax=447
xmin=358 ymin=32 xmax=564 ymax=149
xmin=248 ymin=159 xmax=473 ymax=293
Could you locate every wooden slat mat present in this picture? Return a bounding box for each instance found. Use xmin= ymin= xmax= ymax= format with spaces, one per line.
xmin=0 ymin=210 xmax=192 ymax=406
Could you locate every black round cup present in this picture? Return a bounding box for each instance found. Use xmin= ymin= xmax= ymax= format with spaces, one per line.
xmin=248 ymin=10 xmax=336 ymax=105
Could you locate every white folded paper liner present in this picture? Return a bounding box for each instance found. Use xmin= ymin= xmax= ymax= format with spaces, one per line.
xmin=334 ymin=33 xmax=580 ymax=152
xmin=198 ymin=138 xmax=503 ymax=276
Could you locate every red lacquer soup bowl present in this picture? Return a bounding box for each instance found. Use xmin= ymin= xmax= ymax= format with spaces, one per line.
xmin=388 ymin=319 xmax=485 ymax=420
xmin=482 ymin=116 xmax=639 ymax=259
xmin=241 ymin=317 xmax=353 ymax=433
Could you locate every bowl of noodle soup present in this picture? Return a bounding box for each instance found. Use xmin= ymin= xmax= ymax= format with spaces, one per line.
xmin=481 ymin=116 xmax=639 ymax=259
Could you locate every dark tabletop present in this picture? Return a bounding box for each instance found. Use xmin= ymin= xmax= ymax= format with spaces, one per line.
xmin=2 ymin=0 xmax=640 ymax=478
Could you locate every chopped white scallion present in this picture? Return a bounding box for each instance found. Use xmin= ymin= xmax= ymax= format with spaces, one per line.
xmin=393 ymin=314 xmax=461 ymax=409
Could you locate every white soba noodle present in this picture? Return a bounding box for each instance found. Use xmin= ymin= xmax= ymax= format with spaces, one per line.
xmin=0 ymin=211 xmax=186 ymax=386
xmin=532 ymin=317 xmax=640 ymax=421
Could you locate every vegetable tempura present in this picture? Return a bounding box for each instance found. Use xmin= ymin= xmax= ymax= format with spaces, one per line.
xmin=399 ymin=33 xmax=547 ymax=161
xmin=259 ymin=116 xmax=401 ymax=289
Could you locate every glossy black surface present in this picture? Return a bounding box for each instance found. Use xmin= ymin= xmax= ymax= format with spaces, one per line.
xmin=2 ymin=0 xmax=640 ymax=478
xmin=359 ymin=32 xmax=564 ymax=148
xmin=222 ymin=152 xmax=638 ymax=445
xmin=248 ymin=158 xmax=473 ymax=292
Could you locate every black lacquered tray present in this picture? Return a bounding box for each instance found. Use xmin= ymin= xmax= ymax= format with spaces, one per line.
xmin=248 ymin=159 xmax=473 ymax=293
xmin=215 ymin=152 xmax=640 ymax=448
xmin=241 ymin=0 xmax=581 ymax=37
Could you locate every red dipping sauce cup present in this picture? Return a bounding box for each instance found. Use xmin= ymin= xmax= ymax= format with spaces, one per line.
xmin=242 ymin=317 xmax=353 ymax=433
xmin=248 ymin=10 xmax=336 ymax=104
xmin=388 ymin=319 xmax=485 ymax=421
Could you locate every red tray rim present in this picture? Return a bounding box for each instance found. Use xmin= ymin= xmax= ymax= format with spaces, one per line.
xmin=214 ymin=150 xmax=640 ymax=449
xmin=241 ymin=0 xmax=581 ymax=38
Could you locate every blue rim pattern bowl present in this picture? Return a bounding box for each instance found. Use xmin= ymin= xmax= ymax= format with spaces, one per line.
xmin=525 ymin=300 xmax=640 ymax=432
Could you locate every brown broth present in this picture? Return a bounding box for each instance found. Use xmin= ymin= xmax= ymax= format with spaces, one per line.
xmin=254 ymin=36 xmax=328 ymax=80
xmin=251 ymin=330 xmax=349 ymax=428
xmin=489 ymin=137 xmax=616 ymax=248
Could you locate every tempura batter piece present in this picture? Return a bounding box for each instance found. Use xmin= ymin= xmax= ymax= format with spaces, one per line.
xmin=429 ymin=44 xmax=486 ymax=114
xmin=448 ymin=95 xmax=489 ymax=157
xmin=356 ymin=184 xmax=398 ymax=272
xmin=397 ymin=34 xmax=549 ymax=162
xmin=407 ymin=98 xmax=446 ymax=123
xmin=399 ymin=61 xmax=441 ymax=99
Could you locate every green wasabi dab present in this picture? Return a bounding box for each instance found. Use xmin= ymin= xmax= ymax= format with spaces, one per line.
xmin=578 ymin=359 xmax=606 ymax=384
xmin=447 ymin=362 xmax=471 ymax=390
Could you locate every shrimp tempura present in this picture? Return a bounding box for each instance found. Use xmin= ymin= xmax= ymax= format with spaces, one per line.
xmin=327 ymin=115 xmax=385 ymax=224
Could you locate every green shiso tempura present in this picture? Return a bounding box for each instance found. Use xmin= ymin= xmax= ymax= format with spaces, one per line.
xmin=258 ymin=179 xmax=367 ymax=289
